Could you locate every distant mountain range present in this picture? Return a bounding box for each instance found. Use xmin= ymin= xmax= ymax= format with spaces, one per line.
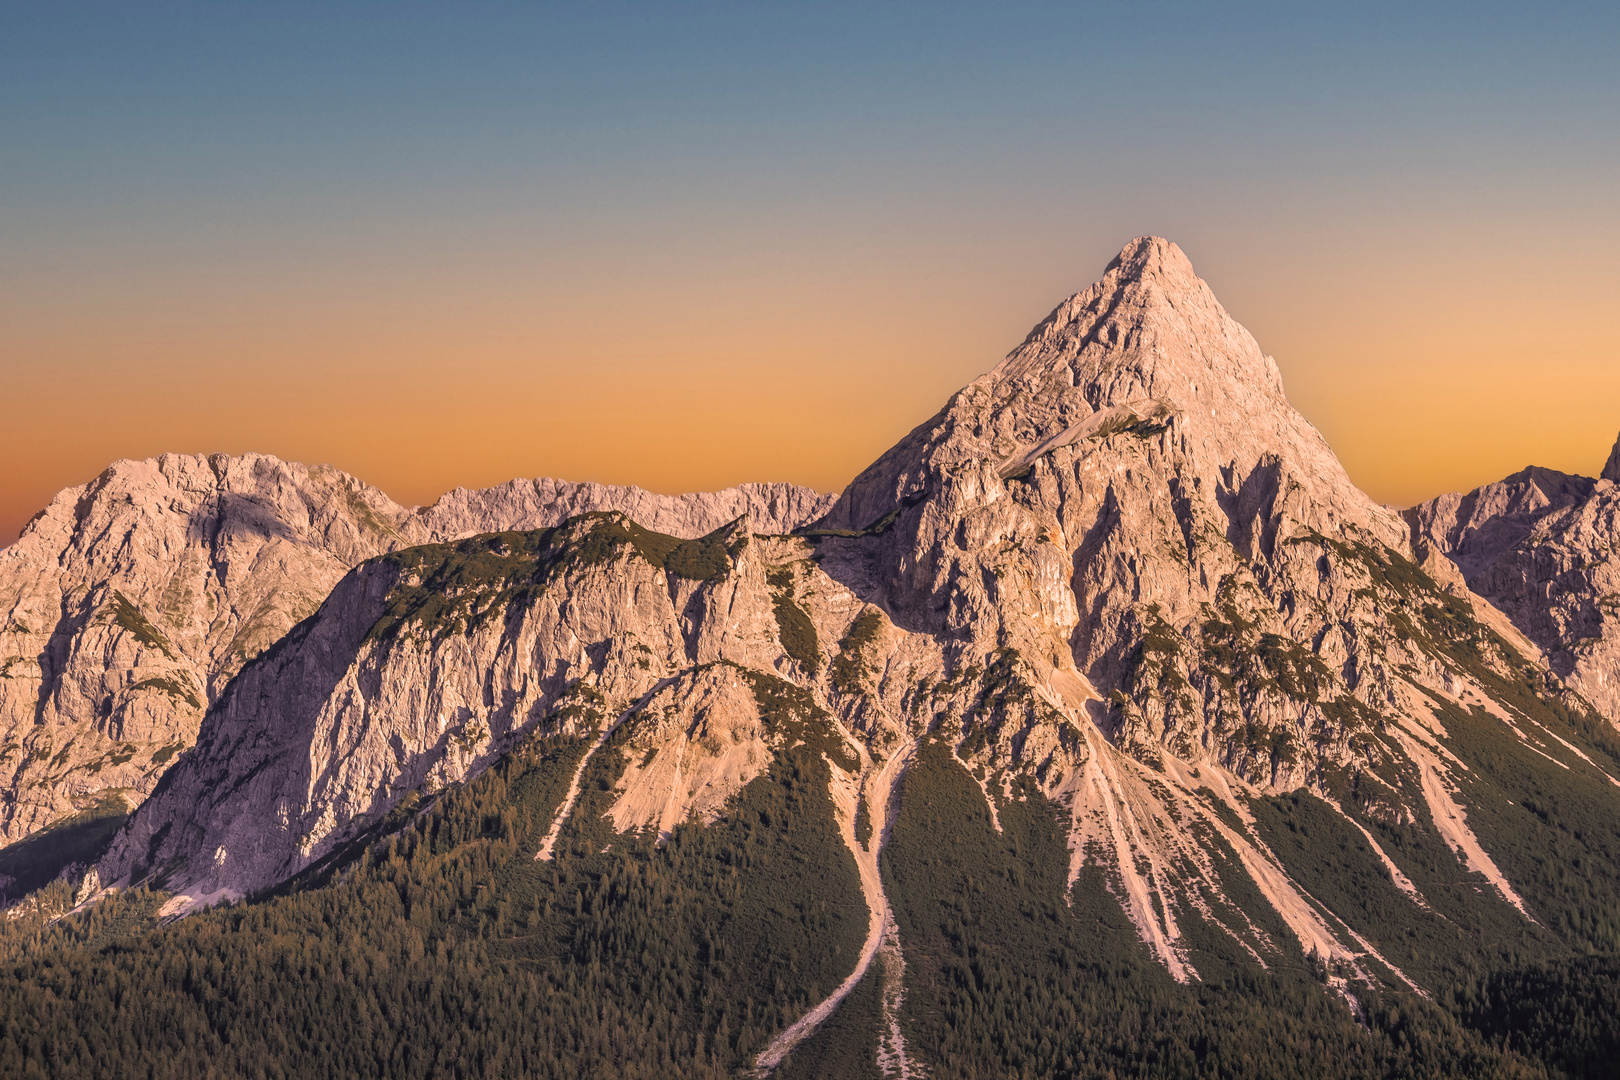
xmin=0 ymin=461 xmax=831 ymax=844
xmin=5 ymin=238 xmax=1620 ymax=1080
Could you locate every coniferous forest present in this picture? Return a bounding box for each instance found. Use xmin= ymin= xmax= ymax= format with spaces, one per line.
xmin=3 ymin=716 xmax=1620 ymax=1079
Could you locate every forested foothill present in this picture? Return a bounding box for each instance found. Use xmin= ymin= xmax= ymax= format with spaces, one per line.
xmin=3 ymin=708 xmax=1620 ymax=1078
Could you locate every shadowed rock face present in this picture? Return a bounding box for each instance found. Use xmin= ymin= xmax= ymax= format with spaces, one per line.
xmin=0 ymin=456 xmax=833 ymax=842
xmin=87 ymin=237 xmax=1602 ymax=1000
xmin=1407 ymin=467 xmax=1596 ymax=583
xmin=1411 ymin=434 xmax=1620 ymax=721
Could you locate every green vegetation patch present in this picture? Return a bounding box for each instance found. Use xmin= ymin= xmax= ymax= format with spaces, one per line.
xmin=1115 ymin=605 xmax=1198 ymax=744
xmin=1200 ymin=577 xmax=1334 ymax=703
xmin=0 ymin=792 xmax=129 ymax=904
xmin=545 ymin=679 xmax=611 ymax=732
xmin=1095 ymin=411 xmax=1173 ymax=441
xmin=369 ymin=527 xmax=568 ymax=642
xmin=1422 ymin=689 xmax=1620 ymax=955
xmin=0 ymin=656 xmax=36 ymax=679
xmin=130 ymin=675 xmax=203 ymax=711
xmin=371 ymin=515 xmax=746 ymax=643
xmin=83 ymin=745 xmax=138 ymax=776
xmin=882 ymin=738 xmax=1536 ymax=1079
xmin=853 ymin=793 xmax=873 ymax=849
xmin=1248 ymin=788 xmax=1534 ymax=993
xmin=739 ymin=666 xmax=858 ymax=771
xmin=1285 ymin=531 xmax=1489 ymax=664
xmin=959 ymin=647 xmax=1067 ymax=763
xmin=831 ymin=608 xmax=885 ymax=694
xmin=575 ymin=514 xmax=742 ymax=581
xmin=109 ymin=591 xmax=178 ymax=659
xmin=663 ymin=530 xmax=736 ymax=581
xmin=1463 ymin=955 xmax=1620 ymax=1080
xmin=766 ymin=565 xmax=821 ymax=675
xmin=775 ymin=961 xmax=884 ymax=1080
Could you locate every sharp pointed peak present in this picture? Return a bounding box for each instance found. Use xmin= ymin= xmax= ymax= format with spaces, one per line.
xmin=1012 ymin=236 xmax=1212 ymax=353
xmin=1603 ymin=430 xmax=1620 ymax=484
xmin=1103 ymin=235 xmax=1197 ymax=283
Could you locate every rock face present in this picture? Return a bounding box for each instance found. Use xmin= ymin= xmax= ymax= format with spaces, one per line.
xmin=0 ymin=458 xmax=832 ymax=842
xmin=89 ymin=238 xmax=1615 ymax=1012
xmin=0 ymin=455 xmax=409 ymax=843
xmin=1410 ymin=438 xmax=1620 ymax=723
xmin=793 ymin=237 xmax=1569 ymax=979
xmin=1407 ymin=466 xmax=1596 ymax=583
xmin=416 ymin=478 xmax=836 ymax=542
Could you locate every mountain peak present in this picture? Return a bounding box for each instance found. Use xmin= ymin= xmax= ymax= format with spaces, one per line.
xmin=1104 ymin=235 xmax=1198 ymax=286
xmin=1014 ymin=235 xmax=1211 ymax=355
xmin=1604 ymin=431 xmax=1620 ymax=484
xmin=826 ymin=236 xmax=1406 ymax=551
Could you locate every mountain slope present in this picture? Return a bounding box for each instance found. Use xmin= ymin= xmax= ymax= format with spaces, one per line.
xmin=0 ymin=456 xmax=832 ymax=856
xmin=95 ymin=513 xmax=884 ymax=908
xmin=803 ymin=238 xmax=1604 ymax=983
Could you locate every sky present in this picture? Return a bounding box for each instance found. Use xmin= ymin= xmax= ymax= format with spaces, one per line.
xmin=4 ymin=2 xmax=1619 ymax=545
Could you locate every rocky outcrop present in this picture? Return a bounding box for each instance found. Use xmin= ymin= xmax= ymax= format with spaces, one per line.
xmin=1411 ymin=438 xmax=1620 ymax=722
xmin=782 ymin=237 xmax=1578 ymax=980
xmin=1407 ymin=466 xmax=1595 ymax=581
xmin=0 ymin=455 xmax=410 ymax=842
xmin=0 ymin=458 xmax=832 ymax=842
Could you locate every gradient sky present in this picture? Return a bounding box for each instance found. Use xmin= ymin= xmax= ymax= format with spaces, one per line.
xmin=5 ymin=2 xmax=1619 ymax=546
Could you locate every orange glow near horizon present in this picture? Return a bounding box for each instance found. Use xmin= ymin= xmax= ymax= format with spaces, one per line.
xmin=7 ymin=5 xmax=1619 ymax=549
xmin=5 ymin=224 xmax=1619 ymax=547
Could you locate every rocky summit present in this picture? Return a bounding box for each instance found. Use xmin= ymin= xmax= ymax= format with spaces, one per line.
xmin=6 ymin=238 xmax=1620 ymax=1080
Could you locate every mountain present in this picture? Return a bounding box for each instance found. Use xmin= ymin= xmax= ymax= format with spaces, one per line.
xmin=6 ymin=238 xmax=1620 ymax=1080
xmin=0 ymin=455 xmax=832 ymax=856
xmin=801 ymin=235 xmax=1590 ymax=981
xmin=1409 ymin=436 xmax=1620 ymax=723
xmin=91 ymin=513 xmax=867 ymax=913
